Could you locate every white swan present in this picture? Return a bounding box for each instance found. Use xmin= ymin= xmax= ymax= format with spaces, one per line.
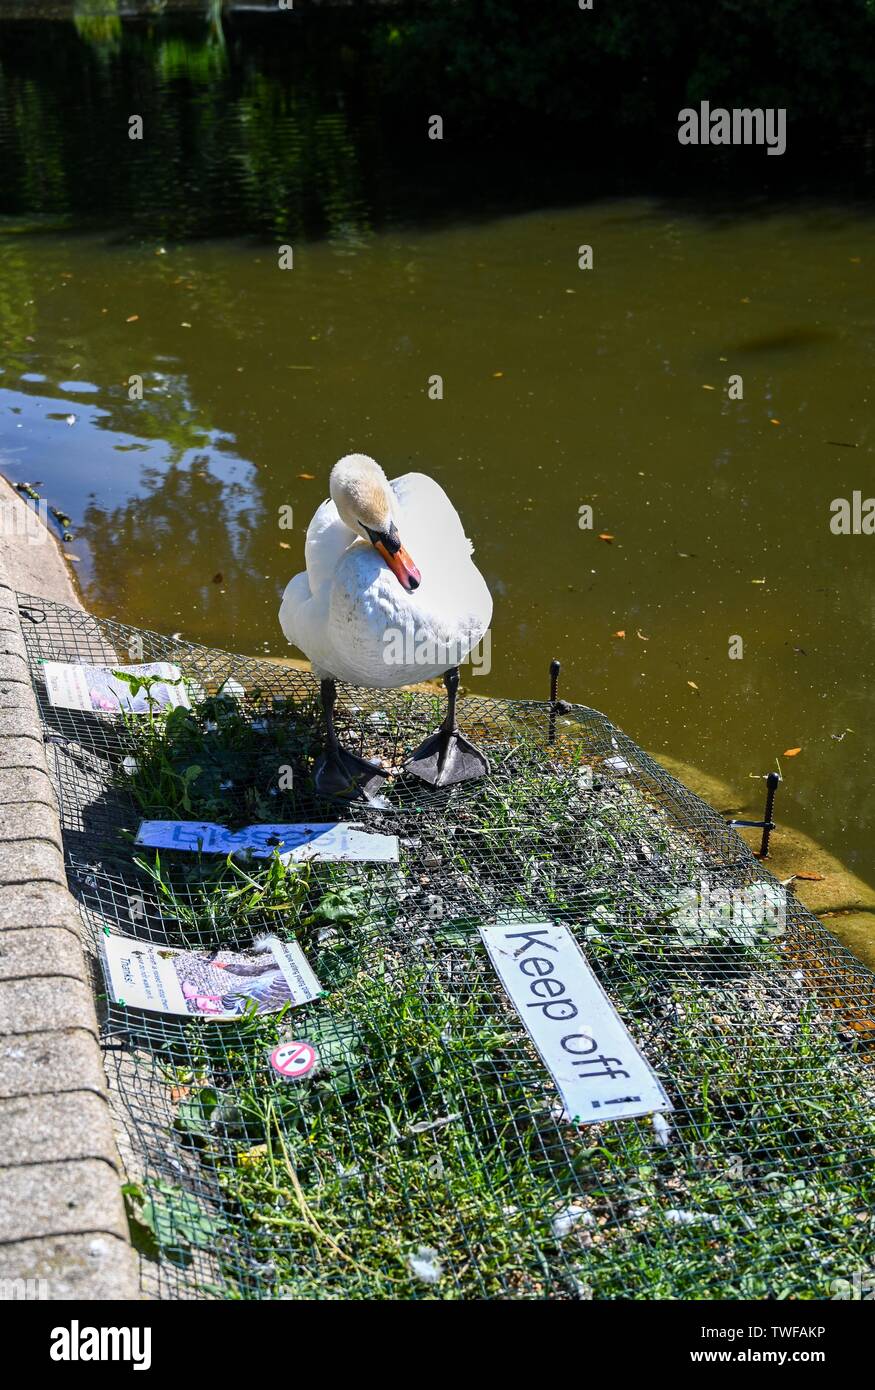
xmin=279 ymin=453 xmax=493 ymax=795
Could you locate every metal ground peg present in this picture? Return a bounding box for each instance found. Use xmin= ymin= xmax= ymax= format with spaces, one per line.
xmin=729 ymin=770 xmax=781 ymax=858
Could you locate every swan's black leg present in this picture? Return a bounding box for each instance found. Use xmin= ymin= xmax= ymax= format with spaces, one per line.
xmin=403 ymin=667 xmax=490 ymax=787
xmin=313 ymin=678 xmax=388 ymax=800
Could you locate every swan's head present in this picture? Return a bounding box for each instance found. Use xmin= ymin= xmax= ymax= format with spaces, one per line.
xmin=329 ymin=453 xmax=421 ymax=593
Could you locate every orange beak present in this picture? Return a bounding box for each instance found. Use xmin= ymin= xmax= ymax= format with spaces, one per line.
xmin=376 ymin=541 xmax=421 ymax=592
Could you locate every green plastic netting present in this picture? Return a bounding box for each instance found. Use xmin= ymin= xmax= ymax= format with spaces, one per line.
xmin=16 ymin=590 xmax=875 ymax=1300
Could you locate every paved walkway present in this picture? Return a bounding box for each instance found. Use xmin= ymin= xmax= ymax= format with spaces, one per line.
xmin=0 ymin=476 xmax=138 ymax=1300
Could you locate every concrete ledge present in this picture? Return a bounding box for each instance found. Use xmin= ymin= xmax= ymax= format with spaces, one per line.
xmin=0 ymin=840 xmax=67 ymax=887
xmin=0 ymin=977 xmax=100 ymax=1037
xmin=0 ymin=494 xmax=138 ymax=1298
xmin=0 ymin=883 xmax=89 ymax=931
xmin=0 ymin=623 xmax=29 ymax=662
xmin=0 ymin=608 xmax=28 ymax=635
xmin=0 ymin=806 xmax=65 ymax=847
xmin=0 ymin=766 xmax=59 ymax=811
xmin=0 ymin=653 xmax=29 ymax=684
xmin=0 ymin=1232 xmax=137 ymax=1302
xmin=0 ymin=1091 xmax=116 ymax=1168
xmin=0 ymin=1028 xmax=108 ymax=1100
xmin=0 ymin=1159 xmax=129 ymax=1244
xmin=0 ymin=926 xmax=88 ymax=982
xmin=0 ymin=736 xmax=46 ymax=772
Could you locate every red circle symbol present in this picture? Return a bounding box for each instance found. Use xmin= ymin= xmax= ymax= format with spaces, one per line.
xmin=269 ymin=1040 xmax=317 ymax=1080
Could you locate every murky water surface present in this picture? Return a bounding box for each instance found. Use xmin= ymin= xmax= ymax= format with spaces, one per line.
xmin=0 ymin=8 xmax=873 ymax=884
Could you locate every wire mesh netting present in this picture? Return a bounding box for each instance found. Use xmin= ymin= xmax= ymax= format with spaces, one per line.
xmin=16 ymin=590 xmax=875 ymax=1300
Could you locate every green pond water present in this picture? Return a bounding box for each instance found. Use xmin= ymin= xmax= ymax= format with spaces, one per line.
xmin=0 ymin=7 xmax=873 ymax=891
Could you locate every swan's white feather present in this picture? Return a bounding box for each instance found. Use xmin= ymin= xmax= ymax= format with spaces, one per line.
xmin=279 ymin=470 xmax=492 ymax=688
xmin=303 ymin=494 xmax=353 ymax=593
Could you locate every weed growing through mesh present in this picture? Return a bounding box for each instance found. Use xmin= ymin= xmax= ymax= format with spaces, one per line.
xmin=114 ymin=683 xmax=875 ymax=1298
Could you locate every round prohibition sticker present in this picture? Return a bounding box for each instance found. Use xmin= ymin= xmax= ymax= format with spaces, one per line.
xmin=269 ymin=1039 xmax=317 ymax=1081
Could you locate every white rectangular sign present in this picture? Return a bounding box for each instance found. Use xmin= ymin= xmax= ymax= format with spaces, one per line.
xmin=480 ymin=920 xmax=672 ymax=1124
xmin=100 ymin=933 xmax=321 ymax=1020
xmin=135 ymin=820 xmax=399 ymax=863
xmin=43 ymin=661 xmax=190 ymax=714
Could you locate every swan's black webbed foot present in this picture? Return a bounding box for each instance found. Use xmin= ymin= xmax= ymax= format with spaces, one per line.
xmin=314 ymin=678 xmax=388 ymax=801
xmin=314 ymin=745 xmax=388 ymax=801
xmin=404 ymin=668 xmax=490 ymax=787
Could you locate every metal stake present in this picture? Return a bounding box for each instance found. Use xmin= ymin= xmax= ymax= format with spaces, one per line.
xmin=548 ymin=658 xmax=560 ymax=745
xmin=759 ymin=771 xmax=780 ymax=858
xmin=728 ymin=771 xmax=781 ymax=858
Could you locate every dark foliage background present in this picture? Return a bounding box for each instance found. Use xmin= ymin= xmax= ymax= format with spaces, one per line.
xmin=0 ymin=1 xmax=873 ymax=238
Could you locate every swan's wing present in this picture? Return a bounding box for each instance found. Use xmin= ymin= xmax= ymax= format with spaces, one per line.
xmin=278 ymin=570 xmax=311 ymax=648
xmin=324 ymin=478 xmax=494 ymax=686
xmin=304 ymin=495 xmax=354 ymax=592
xmin=389 ymin=472 xmax=473 ymax=557
xmin=279 ymin=496 xmax=354 ymax=666
xmin=327 ymin=545 xmax=407 ymax=686
xmin=390 ymin=470 xmax=492 ymax=649
xmin=279 ymin=569 xmax=334 ymax=677
xmin=281 ymin=497 xmax=403 ymax=682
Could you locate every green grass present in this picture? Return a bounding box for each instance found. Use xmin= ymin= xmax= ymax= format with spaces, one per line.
xmin=115 ymin=683 xmax=875 ymax=1299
